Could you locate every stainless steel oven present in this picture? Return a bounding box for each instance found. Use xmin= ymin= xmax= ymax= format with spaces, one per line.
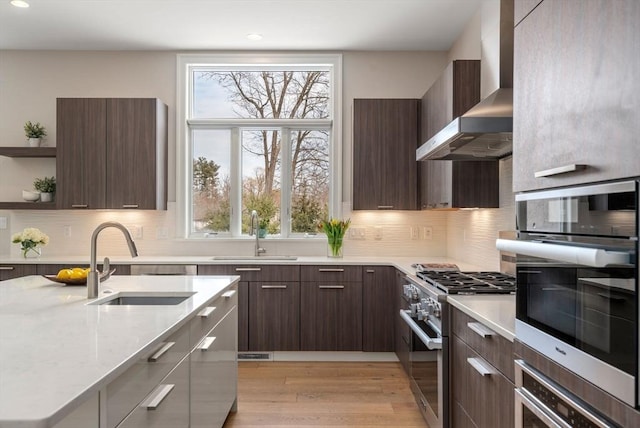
xmin=497 ymin=180 xmax=638 ymax=408
xmin=515 ymin=359 xmax=618 ymax=427
xmin=400 ymin=277 xmax=447 ymax=428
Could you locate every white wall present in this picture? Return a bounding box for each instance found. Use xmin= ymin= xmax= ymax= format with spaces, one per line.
xmin=0 ymin=49 xmax=453 ymax=258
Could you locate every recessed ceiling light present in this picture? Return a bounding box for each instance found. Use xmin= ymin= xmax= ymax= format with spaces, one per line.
xmin=10 ymin=0 xmax=30 ymax=7
xmin=247 ymin=33 xmax=263 ymax=41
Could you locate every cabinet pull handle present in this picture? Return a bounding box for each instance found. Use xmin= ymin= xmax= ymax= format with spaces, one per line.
xmin=198 ymin=306 xmax=216 ymax=318
xmin=377 ymin=205 xmax=394 ymax=209
xmin=222 ymin=290 xmax=236 ymax=299
xmin=197 ymin=336 xmax=216 ymax=351
xmin=467 ymin=322 xmax=495 ymax=338
xmin=147 ymin=341 xmax=175 ymax=362
xmin=467 ymin=357 xmax=496 ymax=376
xmin=366 ymin=269 xmax=375 ymax=273
xmin=71 ymin=204 xmax=88 ymax=208
xmin=318 ymin=268 xmax=344 ymax=272
xmin=235 ymin=267 xmax=261 ymax=272
xmin=262 ymin=285 xmax=287 ymax=289
xmin=319 ymin=285 xmax=344 ymax=289
xmin=140 ymin=384 xmax=175 ymax=410
xmin=0 ymin=266 xmax=15 ymax=271
xmin=122 ymin=204 xmax=139 ymax=209
xmin=519 ymin=270 xmax=541 ymax=274
xmin=534 ymin=164 xmax=586 ymax=178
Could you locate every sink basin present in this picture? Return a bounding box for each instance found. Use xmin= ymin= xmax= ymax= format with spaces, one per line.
xmin=89 ymin=292 xmax=196 ymax=306
xmin=211 ymin=256 xmax=298 ymax=260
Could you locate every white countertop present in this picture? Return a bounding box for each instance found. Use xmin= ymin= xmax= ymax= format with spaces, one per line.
xmin=0 ymin=274 xmax=238 ymax=428
xmin=447 ymin=294 xmax=516 ymax=342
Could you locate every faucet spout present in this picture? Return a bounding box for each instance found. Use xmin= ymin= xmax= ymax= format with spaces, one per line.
xmin=87 ymin=221 xmax=138 ymax=299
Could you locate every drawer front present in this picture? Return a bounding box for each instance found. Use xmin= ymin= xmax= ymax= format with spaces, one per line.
xmin=107 ymin=322 xmax=190 ymax=428
xmin=452 ymin=335 xmax=514 ymax=428
xmin=0 ymin=264 xmax=37 ymax=280
xmin=452 ymin=308 xmax=515 ymax=382
xmin=300 ymin=265 xmax=362 ymax=282
xmin=189 ymin=283 xmax=238 ymax=350
xmin=191 ymin=307 xmax=238 ymax=428
xmin=198 ymin=264 xmax=299 ymax=282
xmin=116 ymin=355 xmax=190 ymax=428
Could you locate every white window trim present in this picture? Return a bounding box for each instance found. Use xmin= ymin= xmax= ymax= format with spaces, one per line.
xmin=176 ymin=53 xmax=343 ymax=239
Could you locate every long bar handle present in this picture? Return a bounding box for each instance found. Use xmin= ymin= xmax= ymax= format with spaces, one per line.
xmin=261 ymin=285 xmax=287 ymax=289
xmin=197 ymin=336 xmax=216 ymax=351
xmin=399 ymin=310 xmax=442 ymax=350
xmin=319 ymin=285 xmax=345 ymax=289
xmin=377 ymin=205 xmax=394 ymax=209
xmin=197 ymin=306 xmax=216 ymax=318
xmin=0 ymin=266 xmax=15 ymax=270
xmin=534 ymin=164 xmax=586 ymax=178
xmin=496 ymin=238 xmax=629 ymax=267
xmin=122 ymin=204 xmax=139 ymax=209
xmin=140 ymin=384 xmax=175 ymax=410
xmin=467 ymin=322 xmax=495 ymax=338
xmin=318 ymin=268 xmax=344 ymax=272
xmin=235 ymin=267 xmax=261 ymax=272
xmin=71 ymin=204 xmax=88 ymax=208
xmin=467 ymin=357 xmax=496 ymax=376
xmin=148 ymin=342 xmax=175 ymax=362
xmin=222 ymin=290 xmax=237 ymax=299
xmin=365 ymin=269 xmax=375 ymax=273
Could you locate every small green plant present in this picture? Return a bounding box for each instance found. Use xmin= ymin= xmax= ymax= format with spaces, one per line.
xmin=24 ymin=121 xmax=47 ymax=139
xmin=33 ymin=176 xmax=56 ymax=193
xmin=259 ymin=218 xmax=270 ymax=230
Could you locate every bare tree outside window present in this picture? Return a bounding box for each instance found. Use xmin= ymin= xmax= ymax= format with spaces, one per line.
xmin=192 ymin=70 xmax=331 ymax=235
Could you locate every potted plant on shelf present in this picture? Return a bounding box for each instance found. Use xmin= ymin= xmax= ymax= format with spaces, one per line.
xmin=33 ymin=176 xmax=56 ymax=202
xmin=24 ymin=121 xmax=47 ymax=147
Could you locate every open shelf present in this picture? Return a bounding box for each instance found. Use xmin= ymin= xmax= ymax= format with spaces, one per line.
xmin=0 ymin=147 xmax=57 ymax=158
xmin=0 ymin=202 xmax=56 ymax=210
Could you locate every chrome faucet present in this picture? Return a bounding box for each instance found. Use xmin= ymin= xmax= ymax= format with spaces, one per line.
xmin=87 ymin=221 xmax=138 ymax=299
xmin=249 ymin=210 xmax=266 ymax=257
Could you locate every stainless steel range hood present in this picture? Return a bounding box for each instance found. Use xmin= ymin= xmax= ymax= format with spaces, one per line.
xmin=417 ymin=0 xmax=514 ymax=161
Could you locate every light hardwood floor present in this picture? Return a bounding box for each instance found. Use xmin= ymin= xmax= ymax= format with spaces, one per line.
xmin=223 ymin=361 xmax=428 ymax=427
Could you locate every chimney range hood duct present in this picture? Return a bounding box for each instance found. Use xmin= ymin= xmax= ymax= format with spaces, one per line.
xmin=417 ymin=0 xmax=514 ymax=161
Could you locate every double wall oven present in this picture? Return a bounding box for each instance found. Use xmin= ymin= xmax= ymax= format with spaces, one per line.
xmin=497 ymin=180 xmax=638 ymax=418
xmin=399 ymin=267 xmax=516 ymax=427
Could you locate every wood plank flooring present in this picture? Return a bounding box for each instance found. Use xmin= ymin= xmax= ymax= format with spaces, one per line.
xmin=223 ymin=361 xmax=428 ymax=427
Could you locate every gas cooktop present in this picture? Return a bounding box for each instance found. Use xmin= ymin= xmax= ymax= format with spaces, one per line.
xmin=416 ymin=270 xmax=516 ymax=294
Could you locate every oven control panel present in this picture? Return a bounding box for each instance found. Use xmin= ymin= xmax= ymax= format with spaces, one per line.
xmin=403 ymin=283 xmax=441 ymax=319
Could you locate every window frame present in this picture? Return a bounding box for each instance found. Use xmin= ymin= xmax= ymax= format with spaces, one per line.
xmin=176 ymin=53 xmax=343 ymax=239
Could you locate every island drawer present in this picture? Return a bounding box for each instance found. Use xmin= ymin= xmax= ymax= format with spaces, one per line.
xmin=189 ymin=282 xmax=238 ymax=349
xmin=106 ymin=320 xmax=190 ymax=428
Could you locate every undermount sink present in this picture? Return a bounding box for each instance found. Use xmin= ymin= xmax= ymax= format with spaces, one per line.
xmin=89 ymin=292 xmax=196 ymax=306
xmin=211 ymin=255 xmax=298 ymax=260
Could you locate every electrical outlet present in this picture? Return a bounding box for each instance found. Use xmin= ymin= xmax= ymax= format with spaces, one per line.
xmin=127 ymin=225 xmax=143 ymax=239
xmin=423 ymin=226 xmax=433 ymax=240
xmin=63 ymin=225 xmax=72 ymax=238
xmin=0 ymin=217 xmax=6 ymax=230
xmin=350 ymin=227 xmax=366 ymax=240
xmin=156 ymin=227 xmax=169 ymax=240
xmin=410 ymin=226 xmax=419 ymax=240
xmin=373 ymin=226 xmax=383 ymax=240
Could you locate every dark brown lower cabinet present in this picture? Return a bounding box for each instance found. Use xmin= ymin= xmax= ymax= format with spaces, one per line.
xmin=394 ymin=270 xmax=411 ymax=374
xmin=249 ymin=282 xmax=300 ymax=351
xmin=300 ymin=281 xmax=362 ymax=351
xmin=237 ymin=282 xmax=249 ymax=352
xmin=450 ymin=307 xmax=515 ymax=428
xmin=362 ymin=266 xmax=396 ymax=352
xmin=0 ymin=264 xmax=37 ymax=281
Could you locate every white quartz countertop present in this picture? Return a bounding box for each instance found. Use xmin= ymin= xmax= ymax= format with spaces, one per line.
xmin=447 ymin=294 xmax=516 ymax=342
xmin=0 ymin=274 xmax=239 ymax=428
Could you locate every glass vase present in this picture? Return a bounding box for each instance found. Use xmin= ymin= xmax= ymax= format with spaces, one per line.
xmin=22 ymin=246 xmax=41 ymax=259
xmin=327 ymin=237 xmax=343 ymax=258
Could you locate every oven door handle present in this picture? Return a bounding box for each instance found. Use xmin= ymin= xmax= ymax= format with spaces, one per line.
xmin=399 ymin=310 xmax=442 ymax=350
xmin=515 ymin=388 xmax=570 ymax=428
xmin=496 ymin=239 xmax=630 ymax=267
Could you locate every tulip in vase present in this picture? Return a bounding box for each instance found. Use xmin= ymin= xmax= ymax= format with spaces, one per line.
xmin=319 ymin=218 xmax=350 ymax=258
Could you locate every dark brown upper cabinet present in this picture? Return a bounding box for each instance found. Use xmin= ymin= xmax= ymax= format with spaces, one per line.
xmin=56 ymin=98 xmax=167 ymax=210
xmin=513 ymin=0 xmax=640 ymax=192
xmin=353 ymin=98 xmax=420 ymax=210
xmin=420 ymin=60 xmax=499 ymax=209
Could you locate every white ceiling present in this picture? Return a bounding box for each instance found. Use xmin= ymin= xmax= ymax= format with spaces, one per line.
xmin=0 ymin=0 xmax=484 ymax=51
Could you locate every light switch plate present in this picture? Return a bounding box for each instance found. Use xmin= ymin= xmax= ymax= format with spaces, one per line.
xmin=0 ymin=217 xmax=6 ymax=229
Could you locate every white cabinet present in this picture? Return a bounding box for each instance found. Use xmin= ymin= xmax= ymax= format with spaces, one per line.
xmin=116 ymin=356 xmax=190 ymax=428
xmin=191 ymin=306 xmax=238 ymax=427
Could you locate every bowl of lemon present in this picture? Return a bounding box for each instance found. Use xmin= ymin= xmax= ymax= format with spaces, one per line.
xmin=43 ymin=267 xmax=116 ymax=285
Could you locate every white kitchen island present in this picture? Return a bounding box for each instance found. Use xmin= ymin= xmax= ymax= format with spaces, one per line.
xmin=0 ymin=274 xmax=239 ymax=428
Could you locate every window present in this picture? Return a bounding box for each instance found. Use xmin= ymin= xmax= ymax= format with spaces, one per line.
xmin=178 ymin=54 xmax=342 ymax=239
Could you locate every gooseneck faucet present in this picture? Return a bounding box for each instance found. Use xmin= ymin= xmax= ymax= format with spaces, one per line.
xmin=249 ymin=210 xmax=266 ymax=257
xmin=87 ymin=221 xmax=139 ymax=299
